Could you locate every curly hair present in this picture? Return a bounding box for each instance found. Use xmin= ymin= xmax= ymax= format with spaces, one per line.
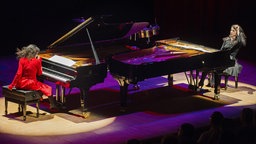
xmin=16 ymin=44 xmax=40 ymax=59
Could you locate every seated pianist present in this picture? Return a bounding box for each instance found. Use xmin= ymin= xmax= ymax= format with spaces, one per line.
xmin=198 ymin=24 xmax=246 ymax=100
xmin=7 ymin=44 xmax=65 ymax=111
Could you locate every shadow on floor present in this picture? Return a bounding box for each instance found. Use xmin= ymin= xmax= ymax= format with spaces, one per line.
xmin=31 ymin=84 xmax=240 ymax=123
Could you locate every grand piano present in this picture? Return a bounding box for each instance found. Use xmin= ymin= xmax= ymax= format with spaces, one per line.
xmin=108 ymin=38 xmax=235 ymax=109
xmin=38 ymin=16 xmax=149 ymax=117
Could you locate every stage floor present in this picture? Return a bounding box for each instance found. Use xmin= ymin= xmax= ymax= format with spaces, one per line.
xmin=0 ymin=56 xmax=255 ymax=144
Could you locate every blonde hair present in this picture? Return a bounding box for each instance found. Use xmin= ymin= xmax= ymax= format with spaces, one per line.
xmin=231 ymin=24 xmax=247 ymax=46
xmin=16 ymin=44 xmax=40 ymax=59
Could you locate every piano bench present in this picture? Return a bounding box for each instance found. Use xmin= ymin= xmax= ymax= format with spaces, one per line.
xmin=2 ymin=85 xmax=42 ymax=121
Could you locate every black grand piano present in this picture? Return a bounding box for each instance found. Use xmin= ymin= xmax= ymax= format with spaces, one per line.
xmin=108 ymin=38 xmax=235 ymax=109
xmin=38 ymin=16 xmax=149 ymax=117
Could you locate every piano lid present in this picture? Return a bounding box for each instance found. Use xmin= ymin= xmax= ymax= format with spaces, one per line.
xmin=48 ymin=15 xmax=149 ymax=49
xmin=48 ymin=17 xmax=94 ymax=48
xmin=40 ymin=15 xmax=149 ymax=68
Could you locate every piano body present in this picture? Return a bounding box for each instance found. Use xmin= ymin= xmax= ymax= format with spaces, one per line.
xmin=38 ymin=16 xmax=149 ymax=116
xmin=108 ymin=38 xmax=235 ymax=108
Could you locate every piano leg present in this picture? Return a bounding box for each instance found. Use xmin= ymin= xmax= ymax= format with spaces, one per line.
xmin=213 ymin=71 xmax=221 ymax=100
xmin=79 ymin=88 xmax=90 ymax=118
xmin=120 ymin=82 xmax=128 ymax=112
xmin=112 ymin=75 xmax=129 ymax=112
xmin=167 ymin=74 xmax=173 ymax=86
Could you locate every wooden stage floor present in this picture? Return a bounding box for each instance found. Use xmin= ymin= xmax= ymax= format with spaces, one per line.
xmin=0 ymin=56 xmax=255 ymax=144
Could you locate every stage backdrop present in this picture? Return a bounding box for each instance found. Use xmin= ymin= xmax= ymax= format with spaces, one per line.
xmin=2 ymin=0 xmax=255 ymax=62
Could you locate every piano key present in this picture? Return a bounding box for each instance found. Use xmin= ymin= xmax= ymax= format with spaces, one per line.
xmin=42 ymin=71 xmax=72 ymax=83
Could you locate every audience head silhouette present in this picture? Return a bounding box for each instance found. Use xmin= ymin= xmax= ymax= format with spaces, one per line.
xmin=210 ymin=111 xmax=224 ymax=127
xmin=240 ymin=107 xmax=254 ymax=126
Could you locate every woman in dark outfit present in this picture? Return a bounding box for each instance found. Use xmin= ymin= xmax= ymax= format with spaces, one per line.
xmin=199 ymin=24 xmax=246 ymax=99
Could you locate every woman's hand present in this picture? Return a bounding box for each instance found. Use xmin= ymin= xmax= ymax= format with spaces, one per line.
xmin=8 ymin=85 xmax=13 ymax=91
xmin=233 ymin=24 xmax=240 ymax=36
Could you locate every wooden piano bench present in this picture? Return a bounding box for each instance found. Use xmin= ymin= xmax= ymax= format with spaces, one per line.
xmin=2 ymin=85 xmax=42 ymax=121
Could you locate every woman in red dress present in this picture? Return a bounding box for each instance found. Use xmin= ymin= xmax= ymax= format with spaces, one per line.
xmin=8 ymin=44 xmax=60 ymax=110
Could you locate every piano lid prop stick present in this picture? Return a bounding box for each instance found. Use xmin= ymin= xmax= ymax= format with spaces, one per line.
xmin=48 ymin=17 xmax=94 ymax=48
xmin=86 ymin=28 xmax=100 ymax=64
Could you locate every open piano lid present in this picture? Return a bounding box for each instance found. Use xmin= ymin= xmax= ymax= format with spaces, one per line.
xmin=40 ymin=15 xmax=149 ymax=68
xmin=47 ymin=15 xmax=149 ymax=49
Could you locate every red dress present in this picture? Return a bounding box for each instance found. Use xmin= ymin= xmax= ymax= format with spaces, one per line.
xmin=8 ymin=57 xmax=52 ymax=96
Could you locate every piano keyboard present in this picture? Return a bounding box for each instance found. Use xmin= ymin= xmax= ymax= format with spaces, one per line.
xmin=42 ymin=67 xmax=76 ymax=83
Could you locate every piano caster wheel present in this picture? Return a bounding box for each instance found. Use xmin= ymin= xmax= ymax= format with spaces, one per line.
xmin=82 ymin=112 xmax=90 ymax=118
xmin=133 ymin=84 xmax=140 ymax=90
xmin=214 ymin=94 xmax=220 ymax=100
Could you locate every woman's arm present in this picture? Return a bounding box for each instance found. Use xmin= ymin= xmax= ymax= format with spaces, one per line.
xmin=36 ymin=57 xmax=43 ymax=76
